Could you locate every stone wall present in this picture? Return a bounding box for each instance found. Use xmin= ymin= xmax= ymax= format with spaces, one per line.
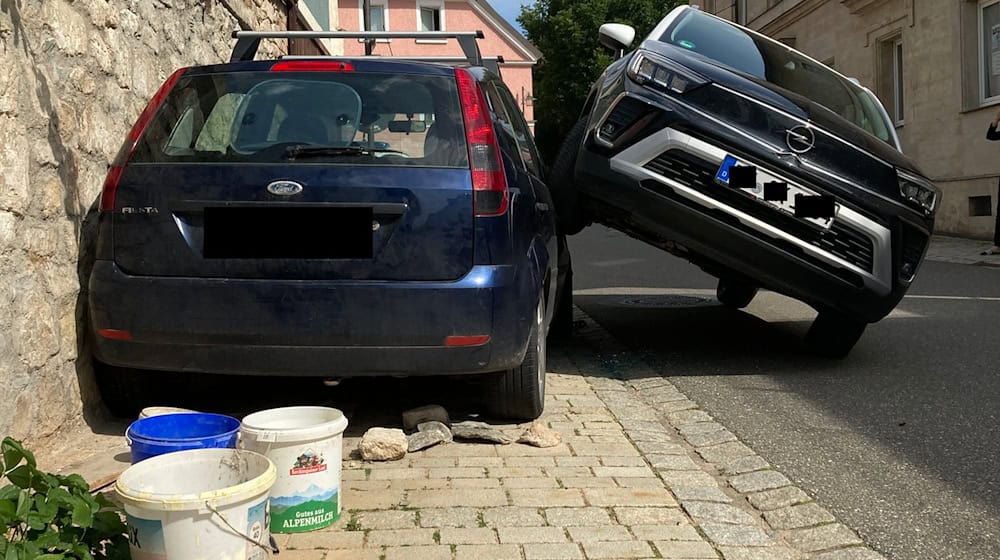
xmin=0 ymin=0 xmax=289 ymax=446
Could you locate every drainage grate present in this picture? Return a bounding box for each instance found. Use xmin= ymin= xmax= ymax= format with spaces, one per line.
xmin=617 ymin=295 xmax=713 ymax=308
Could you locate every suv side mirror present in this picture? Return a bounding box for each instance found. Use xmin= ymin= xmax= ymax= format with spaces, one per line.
xmin=599 ymin=23 xmax=636 ymax=56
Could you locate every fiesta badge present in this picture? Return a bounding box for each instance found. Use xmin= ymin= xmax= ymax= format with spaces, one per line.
xmin=267 ymin=180 xmax=304 ymax=196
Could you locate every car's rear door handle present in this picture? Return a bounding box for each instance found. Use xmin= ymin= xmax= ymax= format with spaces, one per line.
xmin=535 ymin=202 xmax=550 ymax=212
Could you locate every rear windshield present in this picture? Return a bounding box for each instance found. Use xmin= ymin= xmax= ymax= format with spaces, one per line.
xmin=661 ymin=10 xmax=894 ymax=146
xmin=131 ymin=71 xmax=469 ymax=167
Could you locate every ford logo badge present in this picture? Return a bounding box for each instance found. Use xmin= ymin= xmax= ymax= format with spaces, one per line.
xmin=266 ymin=180 xmax=304 ymax=196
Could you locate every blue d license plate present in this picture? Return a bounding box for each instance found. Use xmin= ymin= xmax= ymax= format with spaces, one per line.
xmin=715 ymin=155 xmax=738 ymax=185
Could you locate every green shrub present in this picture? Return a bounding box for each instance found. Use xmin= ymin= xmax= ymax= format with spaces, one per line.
xmin=0 ymin=437 xmax=129 ymax=559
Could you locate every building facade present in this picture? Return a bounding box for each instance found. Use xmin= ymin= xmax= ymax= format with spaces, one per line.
xmin=691 ymin=0 xmax=1000 ymax=239
xmin=296 ymin=0 xmax=541 ymax=129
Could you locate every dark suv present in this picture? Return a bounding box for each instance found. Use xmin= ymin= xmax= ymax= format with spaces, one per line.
xmin=88 ymin=31 xmax=568 ymax=419
xmin=552 ymin=6 xmax=937 ymax=357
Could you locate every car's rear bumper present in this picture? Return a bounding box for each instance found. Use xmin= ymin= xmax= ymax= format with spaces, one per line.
xmin=89 ymin=261 xmax=532 ymax=376
xmin=577 ymin=121 xmax=930 ymax=323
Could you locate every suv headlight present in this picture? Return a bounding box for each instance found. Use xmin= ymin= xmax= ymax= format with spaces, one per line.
xmin=897 ymin=170 xmax=938 ymax=214
xmin=627 ymin=51 xmax=708 ymax=95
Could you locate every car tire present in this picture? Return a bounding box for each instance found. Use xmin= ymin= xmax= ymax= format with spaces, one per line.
xmin=716 ymin=278 xmax=758 ymax=309
xmin=804 ymin=311 xmax=867 ymax=358
xmin=94 ymin=360 xmax=153 ymax=418
xmin=486 ymin=299 xmax=546 ymax=420
xmin=549 ymin=119 xmax=590 ymax=235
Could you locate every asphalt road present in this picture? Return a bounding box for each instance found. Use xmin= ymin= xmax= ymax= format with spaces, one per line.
xmin=568 ymin=225 xmax=1000 ymax=560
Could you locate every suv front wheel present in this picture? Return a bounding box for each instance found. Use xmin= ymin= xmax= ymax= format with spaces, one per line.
xmin=549 ymin=119 xmax=590 ymax=235
xmin=485 ymin=299 xmax=546 ymax=420
xmin=716 ymin=278 xmax=758 ymax=309
xmin=804 ymin=310 xmax=867 ymax=358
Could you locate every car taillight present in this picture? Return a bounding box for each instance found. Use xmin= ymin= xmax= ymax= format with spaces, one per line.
xmin=100 ymin=67 xmax=188 ymax=212
xmin=455 ymin=68 xmax=508 ymax=217
xmin=270 ymin=60 xmax=354 ymax=72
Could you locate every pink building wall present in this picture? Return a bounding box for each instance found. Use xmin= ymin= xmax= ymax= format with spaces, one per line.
xmin=335 ymin=0 xmax=537 ymax=126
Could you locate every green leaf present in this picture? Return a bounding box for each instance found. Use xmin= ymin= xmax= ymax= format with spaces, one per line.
xmin=91 ymin=511 xmax=126 ymax=535
xmin=93 ymin=493 xmax=117 ymax=510
xmin=6 ymin=465 xmax=34 ymax=490
xmin=34 ymin=555 xmax=67 ymax=560
xmin=1 ymin=438 xmax=34 ymax=471
xmin=70 ymin=498 xmax=93 ymax=528
xmin=32 ymin=472 xmax=59 ymax=494
xmin=70 ymin=542 xmax=93 ymax=560
xmin=0 ymin=498 xmax=15 ymax=525
xmin=15 ymin=489 xmax=31 ymax=519
xmin=44 ymin=487 xmax=73 ymax=509
xmin=57 ymin=475 xmax=89 ymax=494
xmin=0 ymin=484 xmax=19 ymax=500
xmin=1 ymin=439 xmax=23 ymax=473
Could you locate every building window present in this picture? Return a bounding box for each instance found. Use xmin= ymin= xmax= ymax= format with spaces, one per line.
xmin=877 ymin=34 xmax=904 ymax=125
xmin=415 ymin=1 xmax=445 ymax=41
xmin=420 ymin=6 xmax=441 ymax=31
xmin=892 ymin=37 xmax=904 ymax=125
xmin=358 ymin=0 xmax=388 ymax=32
xmin=980 ymin=0 xmax=1000 ymax=104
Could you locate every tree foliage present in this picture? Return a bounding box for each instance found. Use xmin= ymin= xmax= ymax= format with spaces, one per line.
xmin=519 ymin=0 xmax=685 ymax=162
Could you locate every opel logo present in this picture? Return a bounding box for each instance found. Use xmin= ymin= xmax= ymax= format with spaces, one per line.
xmin=266 ymin=180 xmax=304 ymax=196
xmin=785 ymin=125 xmax=816 ymax=154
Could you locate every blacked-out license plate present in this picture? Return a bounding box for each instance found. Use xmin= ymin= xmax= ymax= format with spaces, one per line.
xmin=204 ymin=206 xmax=373 ymax=259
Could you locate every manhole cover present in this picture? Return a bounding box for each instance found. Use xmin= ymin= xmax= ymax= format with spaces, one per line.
xmin=616 ymin=295 xmax=712 ymax=308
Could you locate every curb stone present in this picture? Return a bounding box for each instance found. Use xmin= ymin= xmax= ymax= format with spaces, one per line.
xmin=568 ymin=307 xmax=888 ymax=560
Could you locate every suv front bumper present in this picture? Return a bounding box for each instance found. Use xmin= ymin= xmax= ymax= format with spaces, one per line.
xmin=577 ymin=116 xmax=929 ymax=323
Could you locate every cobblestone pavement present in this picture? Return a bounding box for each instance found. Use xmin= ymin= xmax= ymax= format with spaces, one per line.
xmin=274 ymin=312 xmax=887 ymax=560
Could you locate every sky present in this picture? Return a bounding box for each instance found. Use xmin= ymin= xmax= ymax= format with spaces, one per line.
xmin=488 ymin=0 xmax=536 ymax=35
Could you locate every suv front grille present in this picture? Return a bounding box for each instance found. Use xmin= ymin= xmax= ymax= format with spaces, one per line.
xmin=645 ymin=150 xmax=875 ymax=273
xmin=597 ymin=98 xmax=649 ymax=144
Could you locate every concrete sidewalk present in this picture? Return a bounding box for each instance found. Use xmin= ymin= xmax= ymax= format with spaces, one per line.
xmin=277 ymin=314 xmax=886 ymax=560
xmin=926 ymin=234 xmax=999 ymax=267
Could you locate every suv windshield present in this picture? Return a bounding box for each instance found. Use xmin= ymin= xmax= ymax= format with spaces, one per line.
xmin=661 ymin=10 xmax=893 ymax=145
xmin=132 ymin=71 xmax=469 ymax=167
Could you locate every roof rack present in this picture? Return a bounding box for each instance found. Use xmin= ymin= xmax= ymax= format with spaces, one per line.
xmin=231 ymin=30 xmax=486 ymax=67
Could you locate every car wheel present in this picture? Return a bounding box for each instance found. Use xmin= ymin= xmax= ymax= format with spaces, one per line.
xmin=716 ymin=278 xmax=758 ymax=309
xmin=549 ymin=119 xmax=590 ymax=235
xmin=94 ymin=360 xmax=155 ymax=418
xmin=486 ymin=299 xmax=546 ymax=420
xmin=804 ymin=311 xmax=867 ymax=358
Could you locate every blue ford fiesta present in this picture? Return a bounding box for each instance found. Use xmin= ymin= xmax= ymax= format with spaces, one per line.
xmin=88 ymin=32 xmax=570 ymax=420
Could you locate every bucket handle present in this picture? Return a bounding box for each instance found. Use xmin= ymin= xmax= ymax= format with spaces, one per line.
xmin=205 ymin=502 xmax=280 ymax=555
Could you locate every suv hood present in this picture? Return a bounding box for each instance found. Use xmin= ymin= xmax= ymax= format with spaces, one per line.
xmin=640 ymin=40 xmax=923 ymax=176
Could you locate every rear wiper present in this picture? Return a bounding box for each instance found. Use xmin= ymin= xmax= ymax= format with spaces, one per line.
xmin=283 ymin=145 xmax=405 ymax=159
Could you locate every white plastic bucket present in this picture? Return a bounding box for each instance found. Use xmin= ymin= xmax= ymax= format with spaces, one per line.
xmin=115 ymin=448 xmax=277 ymax=560
xmin=139 ymin=406 xmax=197 ymax=419
xmin=239 ymin=406 xmax=348 ymax=533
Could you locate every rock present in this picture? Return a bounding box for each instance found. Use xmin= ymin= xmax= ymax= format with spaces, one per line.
xmin=451 ymin=421 xmax=514 ymax=445
xmin=402 ymin=404 xmax=451 ymax=432
xmin=407 ymin=421 xmax=452 ymax=452
xmin=359 ymin=428 xmax=407 ymax=461
xmin=517 ymin=422 xmax=561 ymax=448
